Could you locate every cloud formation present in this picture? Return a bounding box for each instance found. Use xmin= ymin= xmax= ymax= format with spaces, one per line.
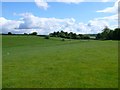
xmin=96 ymin=0 xmax=118 ymax=28
xmin=35 ymin=0 xmax=49 ymax=10
xmin=34 ymin=0 xmax=84 ymax=10
xmin=0 ymin=17 xmax=22 ymax=34
xmin=0 ymin=13 xmax=117 ymax=35
xmin=97 ymin=0 xmax=119 ymax=13
xmin=34 ymin=0 xmax=115 ymax=10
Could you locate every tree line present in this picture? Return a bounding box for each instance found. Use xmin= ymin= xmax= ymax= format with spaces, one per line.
xmin=49 ymin=31 xmax=90 ymax=39
xmin=3 ymin=27 xmax=120 ymax=40
xmin=96 ymin=27 xmax=120 ymax=40
xmin=6 ymin=32 xmax=37 ymax=35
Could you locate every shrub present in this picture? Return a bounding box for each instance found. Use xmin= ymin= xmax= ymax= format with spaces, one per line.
xmin=24 ymin=33 xmax=28 ymax=35
xmin=61 ymin=38 xmax=65 ymax=41
xmin=29 ymin=32 xmax=37 ymax=35
xmin=44 ymin=35 xmax=50 ymax=39
xmin=8 ymin=32 xmax=12 ymax=35
xmin=83 ymin=35 xmax=90 ymax=39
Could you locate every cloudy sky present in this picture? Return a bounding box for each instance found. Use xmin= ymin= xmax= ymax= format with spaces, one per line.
xmin=0 ymin=0 xmax=119 ymax=35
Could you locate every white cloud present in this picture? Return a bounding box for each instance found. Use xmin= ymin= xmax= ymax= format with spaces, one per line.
xmin=35 ymin=0 xmax=49 ymax=10
xmin=34 ymin=0 xmax=117 ymax=10
xmin=96 ymin=0 xmax=119 ymax=28
xmin=0 ymin=13 xmax=118 ymax=35
xmin=34 ymin=0 xmax=84 ymax=10
xmin=94 ymin=14 xmax=118 ymax=29
xmin=87 ymin=19 xmax=109 ymax=33
xmin=95 ymin=14 xmax=118 ymax=21
xmin=97 ymin=0 xmax=119 ymax=13
xmin=0 ymin=17 xmax=22 ymax=34
xmin=18 ymin=13 xmax=108 ymax=34
xmin=96 ymin=0 xmax=118 ymax=29
xmin=101 ymin=0 xmax=115 ymax=2
xmin=17 ymin=13 xmax=78 ymax=34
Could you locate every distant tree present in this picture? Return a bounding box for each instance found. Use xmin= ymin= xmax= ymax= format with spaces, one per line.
xmin=64 ymin=32 xmax=68 ymax=38
xmin=8 ymin=32 xmax=12 ymax=35
xmin=50 ymin=32 xmax=56 ymax=37
xmin=83 ymin=35 xmax=90 ymax=39
xmin=60 ymin=31 xmax=66 ymax=38
xmin=78 ymin=34 xmax=84 ymax=39
xmin=44 ymin=35 xmax=50 ymax=39
xmin=24 ymin=33 xmax=28 ymax=35
xmin=29 ymin=32 xmax=37 ymax=35
xmin=57 ymin=31 xmax=61 ymax=37
xmin=68 ymin=32 xmax=73 ymax=39
xmin=49 ymin=31 xmax=90 ymax=40
xmin=96 ymin=33 xmax=101 ymax=40
xmin=76 ymin=35 xmax=81 ymax=39
xmin=61 ymin=38 xmax=65 ymax=41
xmin=72 ymin=33 xmax=77 ymax=39
xmin=113 ymin=28 xmax=120 ymax=40
xmin=101 ymin=26 xmax=110 ymax=40
xmin=96 ymin=27 xmax=120 ymax=40
xmin=107 ymin=30 xmax=113 ymax=40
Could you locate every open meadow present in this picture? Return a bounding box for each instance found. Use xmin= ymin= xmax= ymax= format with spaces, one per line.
xmin=2 ymin=35 xmax=118 ymax=88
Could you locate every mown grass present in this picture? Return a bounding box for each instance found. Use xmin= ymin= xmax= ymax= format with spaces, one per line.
xmin=2 ymin=35 xmax=118 ymax=88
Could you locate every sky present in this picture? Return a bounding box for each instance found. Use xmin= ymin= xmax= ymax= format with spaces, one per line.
xmin=0 ymin=0 xmax=119 ymax=35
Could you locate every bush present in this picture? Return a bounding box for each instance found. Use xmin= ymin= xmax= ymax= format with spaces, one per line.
xmin=24 ymin=33 xmax=28 ymax=35
xmin=29 ymin=32 xmax=37 ymax=35
xmin=83 ymin=35 xmax=90 ymax=39
xmin=61 ymin=38 xmax=65 ymax=41
xmin=44 ymin=35 xmax=50 ymax=39
xmin=8 ymin=32 xmax=12 ymax=35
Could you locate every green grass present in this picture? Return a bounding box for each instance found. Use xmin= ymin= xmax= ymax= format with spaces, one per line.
xmin=2 ymin=35 xmax=118 ymax=88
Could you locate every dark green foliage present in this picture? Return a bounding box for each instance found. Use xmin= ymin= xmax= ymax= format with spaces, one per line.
xmin=113 ymin=28 xmax=120 ymax=40
xmin=107 ymin=30 xmax=113 ymax=40
xmin=49 ymin=31 xmax=90 ymax=40
xmin=29 ymin=32 xmax=37 ymax=35
xmin=101 ymin=27 xmax=110 ymax=40
xmin=78 ymin=34 xmax=84 ymax=39
xmin=24 ymin=33 xmax=28 ymax=35
xmin=96 ymin=33 xmax=101 ymax=40
xmin=61 ymin=38 xmax=65 ymax=41
xmin=44 ymin=35 xmax=50 ymax=39
xmin=8 ymin=32 xmax=12 ymax=35
xmin=83 ymin=35 xmax=90 ymax=39
xmin=59 ymin=31 xmax=66 ymax=38
xmin=96 ymin=27 xmax=120 ymax=40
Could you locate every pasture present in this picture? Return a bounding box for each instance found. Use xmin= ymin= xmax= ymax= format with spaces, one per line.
xmin=2 ymin=35 xmax=118 ymax=88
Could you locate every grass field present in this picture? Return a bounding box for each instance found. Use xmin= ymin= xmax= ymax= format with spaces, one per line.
xmin=2 ymin=35 xmax=118 ymax=88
